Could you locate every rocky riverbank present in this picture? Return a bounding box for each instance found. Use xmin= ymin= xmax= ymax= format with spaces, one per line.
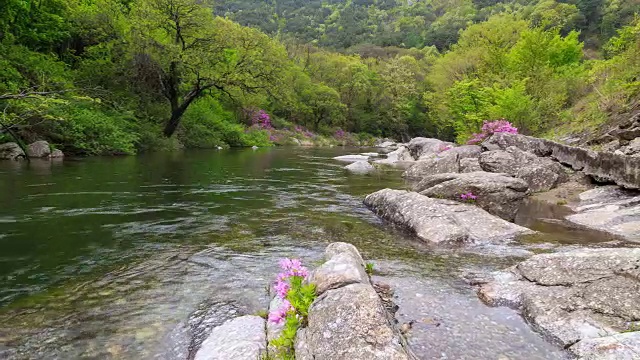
xmin=356 ymin=133 xmax=640 ymax=359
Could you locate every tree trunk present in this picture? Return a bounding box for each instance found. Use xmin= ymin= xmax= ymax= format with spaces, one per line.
xmin=163 ymin=89 xmax=200 ymax=137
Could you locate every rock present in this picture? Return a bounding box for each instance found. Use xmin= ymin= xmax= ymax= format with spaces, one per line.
xmin=295 ymin=283 xmax=410 ymax=360
xmin=402 ymin=146 xmax=481 ymax=182
xmin=623 ymin=137 xmax=640 ymax=156
xmin=414 ymin=172 xmax=529 ymax=221
xmin=0 ymin=142 xmax=25 ymax=160
xmin=26 ymin=140 xmax=51 ymax=158
xmin=612 ymin=127 xmax=640 ymax=141
xmin=333 ymin=154 xmax=370 ymax=163
xmin=406 ymin=137 xmax=450 ymax=159
xmin=570 ymin=332 xmax=640 ymax=359
xmin=374 ymin=146 xmax=415 ymax=166
xmin=361 ymin=152 xmax=380 ymax=157
xmin=602 ymin=139 xmax=621 ymax=153
xmin=310 ymin=250 xmax=369 ymax=296
xmin=479 ymin=147 xmax=569 ymax=192
xmin=194 ymin=315 xmax=266 ymax=360
xmin=251 ymin=146 xmax=259 ymax=150
xmin=292 ymin=138 xmax=302 ymax=146
xmin=267 ymin=297 xmax=285 ymax=344
xmin=325 ymin=242 xmax=365 ymax=265
xmin=483 ymin=132 xmax=640 ymax=189
xmin=459 ymin=157 xmax=482 ymax=173
xmin=377 ymin=141 xmax=397 ymax=148
xmin=49 ymin=149 xmax=64 ymax=158
xmin=345 ymin=161 xmax=375 ymax=174
xmin=565 ymin=186 xmax=640 ymax=242
xmin=364 ymin=189 xmax=534 ymax=244
xmin=476 ymin=248 xmax=640 ymax=358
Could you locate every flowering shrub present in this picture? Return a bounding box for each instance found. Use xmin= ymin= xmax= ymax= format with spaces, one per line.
xmin=268 ymin=258 xmax=316 ymax=359
xmin=460 ymin=192 xmax=478 ymax=201
xmin=334 ymin=129 xmax=346 ymax=139
xmin=467 ymin=119 xmax=518 ymax=145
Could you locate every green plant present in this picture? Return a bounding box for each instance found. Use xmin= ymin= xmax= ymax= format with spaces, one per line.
xmin=255 ymin=309 xmax=269 ymax=319
xmin=365 ymin=262 xmax=375 ymax=275
xmin=268 ymin=259 xmax=316 ymax=359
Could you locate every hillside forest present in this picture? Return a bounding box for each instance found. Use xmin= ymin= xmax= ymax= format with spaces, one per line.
xmin=1 ymin=0 xmax=640 ymax=155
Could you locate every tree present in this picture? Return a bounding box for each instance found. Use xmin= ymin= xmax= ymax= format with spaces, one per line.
xmin=129 ymin=0 xmax=288 ymax=137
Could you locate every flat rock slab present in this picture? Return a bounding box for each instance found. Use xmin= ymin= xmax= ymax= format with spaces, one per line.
xmin=364 ymin=189 xmax=534 ymax=244
xmin=333 ymin=154 xmax=370 ymax=162
xmin=566 ymin=186 xmax=640 ymax=242
xmin=415 ymin=171 xmax=528 ymax=221
xmin=570 ymin=332 xmax=640 ymax=360
xmin=476 ymin=248 xmax=640 ymax=358
xmin=295 ymin=283 xmax=410 ymax=360
xmin=482 ymin=132 xmax=640 ymax=189
xmin=194 ymin=315 xmax=266 ymax=360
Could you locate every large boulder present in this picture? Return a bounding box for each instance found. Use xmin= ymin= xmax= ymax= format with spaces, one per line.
xmin=479 ymin=147 xmax=570 ymax=192
xmin=194 ymin=315 xmax=266 ymax=360
xmin=475 ymin=248 xmax=640 ymax=359
xmin=565 ymin=186 xmax=640 ymax=242
xmin=414 ymin=172 xmax=529 ymax=221
xmin=345 ymin=161 xmax=375 ymax=174
xmin=364 ymin=189 xmax=534 ymax=244
xmin=26 ymin=140 xmax=51 ymax=158
xmin=0 ymin=142 xmax=25 ymax=160
xmin=402 ymin=145 xmax=481 ymax=182
xmin=295 ymin=242 xmax=411 ymax=360
xmin=482 ymin=132 xmax=640 ymax=189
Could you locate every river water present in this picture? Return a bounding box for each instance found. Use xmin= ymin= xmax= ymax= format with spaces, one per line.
xmin=0 ymin=147 xmax=569 ymax=359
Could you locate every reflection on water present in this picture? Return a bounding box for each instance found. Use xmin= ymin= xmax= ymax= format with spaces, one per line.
xmin=0 ymin=148 xmax=575 ymax=359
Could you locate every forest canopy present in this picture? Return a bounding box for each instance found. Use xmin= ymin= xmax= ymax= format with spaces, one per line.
xmin=1 ymin=0 xmax=640 ymax=154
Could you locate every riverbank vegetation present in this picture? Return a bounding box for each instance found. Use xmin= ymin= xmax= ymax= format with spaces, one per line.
xmin=1 ymin=0 xmax=640 ymax=155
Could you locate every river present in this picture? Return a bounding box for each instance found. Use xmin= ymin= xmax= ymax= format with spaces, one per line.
xmin=0 ymin=147 xmax=568 ymax=359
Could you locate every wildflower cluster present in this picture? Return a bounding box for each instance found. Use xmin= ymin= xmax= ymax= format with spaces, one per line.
xmin=467 ymin=119 xmax=518 ymax=145
xmin=334 ymin=129 xmax=346 ymax=139
xmin=268 ymin=258 xmax=316 ymax=359
xmin=460 ymin=192 xmax=478 ymax=201
xmin=269 ymin=258 xmax=309 ymax=324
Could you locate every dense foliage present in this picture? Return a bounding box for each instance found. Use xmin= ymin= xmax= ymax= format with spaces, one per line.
xmin=1 ymin=0 xmax=640 ymax=155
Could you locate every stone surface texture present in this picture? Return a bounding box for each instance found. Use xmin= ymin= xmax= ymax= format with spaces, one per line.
xmin=295 ymin=242 xmax=413 ymax=360
xmin=363 ymin=189 xmax=533 ymax=244
xmin=475 ymin=248 xmax=640 ymax=359
xmin=27 ymin=140 xmax=51 ymax=158
xmin=0 ymin=142 xmax=25 ymax=160
xmin=402 ymin=145 xmax=481 ymax=182
xmin=414 ymin=172 xmax=529 ymax=221
xmin=565 ymin=186 xmax=640 ymax=242
xmin=194 ymin=315 xmax=266 ymax=360
xmin=482 ymin=132 xmax=640 ymax=189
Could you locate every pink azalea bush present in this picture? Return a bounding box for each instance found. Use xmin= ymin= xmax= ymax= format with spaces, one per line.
xmin=467 ymin=119 xmax=518 ymax=145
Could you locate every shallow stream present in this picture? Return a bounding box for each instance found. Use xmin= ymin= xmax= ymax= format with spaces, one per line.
xmin=0 ymin=147 xmax=586 ymax=359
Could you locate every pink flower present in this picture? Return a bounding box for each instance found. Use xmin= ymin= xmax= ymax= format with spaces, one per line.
xmin=274 ymin=279 xmax=290 ymax=299
xmin=268 ymin=299 xmax=293 ymax=324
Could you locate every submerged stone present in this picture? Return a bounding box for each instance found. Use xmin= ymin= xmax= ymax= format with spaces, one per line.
xmin=194 ymin=315 xmax=266 ymax=360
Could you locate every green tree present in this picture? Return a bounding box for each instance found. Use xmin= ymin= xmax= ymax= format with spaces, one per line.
xmin=129 ymin=0 xmax=288 ymax=137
